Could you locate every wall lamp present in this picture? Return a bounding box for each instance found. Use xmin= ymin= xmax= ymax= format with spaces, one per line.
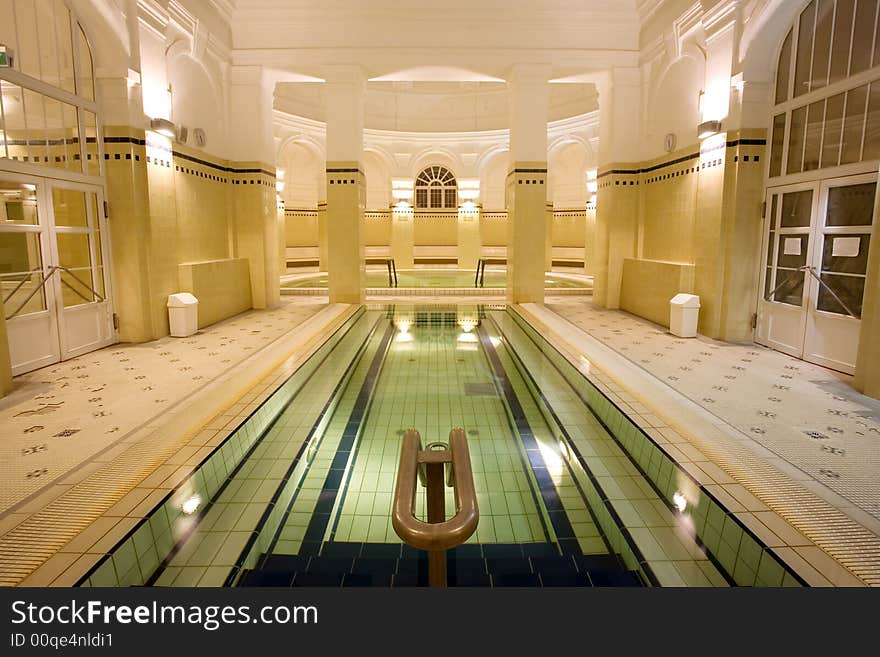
xmin=697 ymin=120 xmax=722 ymax=140
xmin=149 ymin=117 xmax=176 ymax=138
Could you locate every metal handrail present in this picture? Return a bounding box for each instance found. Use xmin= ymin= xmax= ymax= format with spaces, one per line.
xmin=4 ymin=265 xmax=104 ymax=321
xmin=765 ymin=265 xmax=857 ymax=318
xmin=365 ymin=257 xmax=398 ymax=288
xmin=474 ymin=257 xmax=506 ymax=288
xmin=4 ymin=268 xmax=56 ymax=320
xmin=2 ymin=268 xmax=44 ymax=305
xmin=55 ymin=265 xmax=105 ymax=305
xmin=801 ymin=265 xmax=857 ymax=318
xmin=392 ymin=427 xmax=479 ymax=587
xmin=764 ymin=269 xmax=801 ymax=304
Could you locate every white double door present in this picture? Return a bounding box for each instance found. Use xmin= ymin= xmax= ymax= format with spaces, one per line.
xmin=1 ymin=171 xmax=115 ymax=375
xmin=757 ymin=173 xmax=876 ymax=374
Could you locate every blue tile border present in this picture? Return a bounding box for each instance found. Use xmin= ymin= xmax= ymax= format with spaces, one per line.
xmin=483 ymin=317 xmax=658 ymax=585
xmin=223 ymin=315 xmax=386 ymax=584
xmin=294 ymin=321 xmax=395 ymax=557
xmin=477 ymin=324 xmax=589 ymax=557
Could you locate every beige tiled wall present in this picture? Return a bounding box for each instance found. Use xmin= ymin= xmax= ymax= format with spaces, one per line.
xmin=551 ymin=209 xmax=586 ymax=248
xmin=285 ymin=210 xmax=319 ymax=247
xmin=101 ymin=127 xmax=280 ymax=342
xmin=620 ymin=259 xmax=695 ymax=327
xmin=178 ymin=258 xmax=252 ymax=328
xmin=594 ymin=132 xmax=766 ymax=338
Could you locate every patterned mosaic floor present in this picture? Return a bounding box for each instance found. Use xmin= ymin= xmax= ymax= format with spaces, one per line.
xmin=546 ymin=298 xmax=880 ymax=524
xmin=0 ymin=298 xmax=325 ymax=515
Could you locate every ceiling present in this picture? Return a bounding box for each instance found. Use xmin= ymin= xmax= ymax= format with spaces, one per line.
xmin=222 ymin=0 xmax=641 ymax=81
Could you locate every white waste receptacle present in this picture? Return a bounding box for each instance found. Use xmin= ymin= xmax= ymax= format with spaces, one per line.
xmin=669 ymin=293 xmax=700 ymax=338
xmin=167 ymin=293 xmax=199 ymax=337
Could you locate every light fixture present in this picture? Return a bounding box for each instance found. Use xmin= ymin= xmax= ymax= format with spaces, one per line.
xmin=149 ymin=117 xmax=176 ymax=138
xmin=458 ymin=178 xmax=480 ymax=201
xmin=697 ymin=120 xmax=722 ymax=140
xmin=391 ymin=178 xmax=414 ymax=201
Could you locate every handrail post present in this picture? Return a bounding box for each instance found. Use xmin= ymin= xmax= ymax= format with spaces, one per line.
xmin=425 ymin=458 xmax=446 ymax=587
xmin=392 ymin=428 xmax=479 ymax=587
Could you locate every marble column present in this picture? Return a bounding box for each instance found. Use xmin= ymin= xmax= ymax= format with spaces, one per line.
xmin=506 ymin=64 xmax=551 ymax=304
xmin=324 ymin=65 xmax=366 ymax=303
xmin=229 ymin=65 xmax=280 ymax=309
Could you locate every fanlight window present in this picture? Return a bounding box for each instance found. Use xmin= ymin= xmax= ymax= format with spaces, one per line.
xmin=415 ymin=166 xmax=458 ymax=209
xmin=0 ymin=0 xmax=100 ymax=175
xmin=768 ymin=0 xmax=880 ymax=178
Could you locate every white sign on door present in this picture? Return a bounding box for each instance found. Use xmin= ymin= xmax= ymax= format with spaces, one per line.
xmin=831 ymin=236 xmax=861 ymax=257
xmin=783 ymin=237 xmax=802 ymax=256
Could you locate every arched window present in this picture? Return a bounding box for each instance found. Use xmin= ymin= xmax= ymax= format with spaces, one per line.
xmin=768 ymin=0 xmax=880 ymax=178
xmin=415 ymin=166 xmax=457 ymax=208
xmin=0 ymin=0 xmax=100 ymax=176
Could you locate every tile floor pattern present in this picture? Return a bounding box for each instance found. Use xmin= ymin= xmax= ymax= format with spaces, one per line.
xmin=0 ymin=298 xmax=325 ymax=515
xmin=546 ymin=299 xmax=880 ymax=523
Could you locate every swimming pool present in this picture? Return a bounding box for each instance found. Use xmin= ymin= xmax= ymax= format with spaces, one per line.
xmin=80 ymin=306 xmax=803 ymax=587
xmin=282 ymin=269 xmax=591 ymax=290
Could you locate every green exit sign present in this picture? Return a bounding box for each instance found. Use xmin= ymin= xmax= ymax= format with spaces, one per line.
xmin=0 ymin=45 xmax=9 ymax=67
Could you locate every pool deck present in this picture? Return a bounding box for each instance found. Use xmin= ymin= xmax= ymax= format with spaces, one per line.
xmin=0 ymin=298 xmax=355 ymax=586
xmin=0 ymin=294 xmax=878 ymax=586
xmin=535 ymin=298 xmax=880 ymax=586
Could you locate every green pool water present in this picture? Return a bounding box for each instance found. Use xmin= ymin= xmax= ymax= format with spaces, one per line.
xmin=282 ymin=269 xmax=589 ymax=289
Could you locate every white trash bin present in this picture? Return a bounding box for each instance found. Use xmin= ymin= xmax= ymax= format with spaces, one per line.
xmin=167 ymin=293 xmax=199 ymax=337
xmin=669 ymin=293 xmax=700 ymax=338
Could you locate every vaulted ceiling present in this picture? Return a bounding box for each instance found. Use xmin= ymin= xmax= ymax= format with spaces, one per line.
xmin=217 ymin=0 xmax=641 ymax=82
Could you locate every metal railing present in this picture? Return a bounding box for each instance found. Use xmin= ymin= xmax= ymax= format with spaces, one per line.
xmin=4 ymin=265 xmax=104 ymax=320
xmin=365 ymin=257 xmax=398 ymax=287
xmin=474 ymin=258 xmax=506 ymax=288
xmin=392 ymin=427 xmax=479 ymax=587
xmin=765 ymin=264 xmax=857 ymax=318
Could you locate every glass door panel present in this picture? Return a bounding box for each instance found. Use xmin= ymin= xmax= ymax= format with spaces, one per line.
xmin=756 ymin=184 xmax=816 ymax=359
xmin=0 ymin=175 xmax=60 ymax=373
xmin=804 ymin=176 xmax=877 ymax=373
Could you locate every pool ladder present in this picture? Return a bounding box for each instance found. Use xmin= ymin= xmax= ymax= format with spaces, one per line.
xmin=365 ymin=257 xmax=398 ymax=287
xmin=392 ymin=428 xmax=479 ymax=586
xmin=474 ymin=258 xmax=506 ymax=287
